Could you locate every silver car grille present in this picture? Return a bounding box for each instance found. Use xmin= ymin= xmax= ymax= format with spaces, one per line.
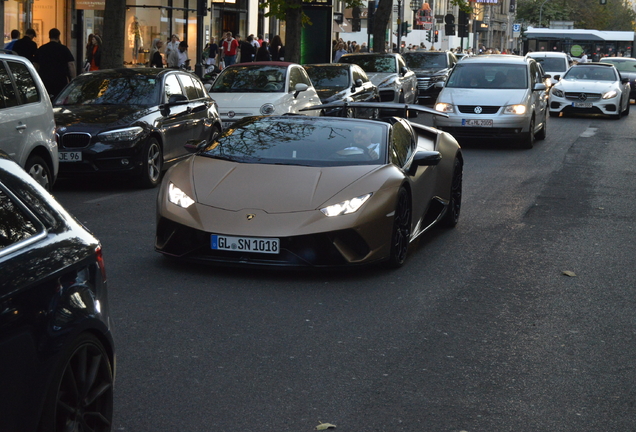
xmin=416 ymin=77 xmax=433 ymax=90
xmin=457 ymin=105 xmax=500 ymax=114
xmin=564 ymin=92 xmax=602 ymax=101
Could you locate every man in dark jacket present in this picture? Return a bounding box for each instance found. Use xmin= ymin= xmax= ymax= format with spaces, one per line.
xmin=12 ymin=29 xmax=38 ymax=63
xmin=34 ymin=28 xmax=76 ymax=99
xmin=239 ymin=35 xmax=256 ymax=62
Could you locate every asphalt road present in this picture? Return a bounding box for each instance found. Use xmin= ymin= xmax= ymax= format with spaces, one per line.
xmin=53 ymin=111 xmax=636 ymax=431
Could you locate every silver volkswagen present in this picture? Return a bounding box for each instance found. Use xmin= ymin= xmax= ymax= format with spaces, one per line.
xmin=433 ymin=55 xmax=548 ymax=149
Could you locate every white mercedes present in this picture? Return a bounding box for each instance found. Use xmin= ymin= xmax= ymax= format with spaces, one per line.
xmin=548 ymin=62 xmax=630 ymax=119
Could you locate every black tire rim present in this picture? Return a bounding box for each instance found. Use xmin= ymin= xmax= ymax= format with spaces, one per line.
xmin=391 ymin=189 xmax=411 ymax=265
xmin=146 ymin=141 xmax=162 ymax=184
xmin=54 ymin=341 xmax=113 ymax=431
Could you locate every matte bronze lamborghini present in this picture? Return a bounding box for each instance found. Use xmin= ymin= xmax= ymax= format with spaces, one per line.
xmin=155 ymin=103 xmax=462 ymax=268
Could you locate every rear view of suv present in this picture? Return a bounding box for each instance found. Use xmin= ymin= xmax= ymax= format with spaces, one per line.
xmin=0 ymin=53 xmax=57 ymax=190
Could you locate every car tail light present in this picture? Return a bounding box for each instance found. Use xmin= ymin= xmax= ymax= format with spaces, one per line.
xmin=96 ymin=245 xmax=107 ymax=282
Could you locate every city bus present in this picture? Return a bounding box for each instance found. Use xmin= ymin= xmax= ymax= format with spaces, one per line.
xmin=523 ymin=28 xmax=635 ymax=60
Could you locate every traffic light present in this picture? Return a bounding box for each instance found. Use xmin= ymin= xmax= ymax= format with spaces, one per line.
xmin=444 ymin=14 xmax=455 ymax=36
xmin=401 ymin=21 xmax=412 ymax=36
xmin=458 ymin=10 xmax=469 ymax=37
xmin=197 ymin=0 xmax=208 ymax=16
xmin=352 ymin=7 xmax=361 ymax=32
xmin=434 ymin=30 xmax=439 ymax=42
xmin=426 ymin=31 xmax=431 ymax=42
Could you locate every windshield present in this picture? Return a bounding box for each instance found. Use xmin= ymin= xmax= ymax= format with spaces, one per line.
xmin=304 ymin=66 xmax=350 ymax=88
xmin=531 ymin=57 xmax=568 ymax=72
xmin=339 ymin=55 xmax=397 ymax=73
xmin=446 ymin=63 xmax=528 ymax=89
xmin=201 ymin=117 xmax=387 ymax=167
xmin=600 ymin=59 xmax=636 ymax=73
xmin=55 ymin=75 xmax=160 ymax=106
xmin=404 ymin=53 xmax=448 ymax=69
xmin=563 ymin=66 xmax=617 ymax=81
xmin=210 ymin=65 xmax=287 ymax=92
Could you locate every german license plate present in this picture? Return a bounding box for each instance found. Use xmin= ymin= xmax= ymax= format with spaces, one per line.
xmin=59 ymin=151 xmax=82 ymax=162
xmin=572 ymin=102 xmax=593 ymax=108
xmin=462 ymin=119 xmax=493 ymax=127
xmin=211 ymin=234 xmax=280 ymax=254
xmin=222 ymin=121 xmax=235 ymax=129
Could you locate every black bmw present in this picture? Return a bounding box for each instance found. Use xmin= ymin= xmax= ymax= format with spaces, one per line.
xmin=54 ymin=68 xmax=222 ymax=188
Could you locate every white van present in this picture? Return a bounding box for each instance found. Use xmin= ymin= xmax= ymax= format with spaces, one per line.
xmin=526 ymin=51 xmax=572 ymax=86
xmin=0 ymin=53 xmax=58 ymax=190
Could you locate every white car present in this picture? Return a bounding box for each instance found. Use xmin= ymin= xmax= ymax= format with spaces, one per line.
xmin=433 ymin=55 xmax=548 ymax=149
xmin=548 ymin=62 xmax=630 ymax=119
xmin=208 ymin=62 xmax=321 ymax=129
xmin=526 ymin=51 xmax=571 ymax=87
xmin=0 ymin=53 xmax=58 ymax=190
xmin=338 ymin=53 xmax=418 ymax=104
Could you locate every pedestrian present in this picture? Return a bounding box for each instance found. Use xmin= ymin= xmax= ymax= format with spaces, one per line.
xmin=269 ymin=35 xmax=285 ymax=61
xmin=240 ymin=35 xmax=256 ymax=62
xmin=255 ymin=41 xmax=271 ymax=61
xmin=203 ymin=37 xmax=218 ymax=67
xmin=221 ymin=32 xmax=239 ymax=66
xmin=34 ymin=28 xmax=76 ymax=99
xmin=333 ymin=42 xmax=348 ymax=62
xmin=168 ymin=40 xmax=189 ymax=69
xmin=85 ymin=34 xmax=102 ymax=71
xmin=580 ymin=52 xmax=588 ymax=63
xmin=12 ymin=28 xmax=38 ymax=63
xmin=149 ymin=38 xmax=164 ymax=68
xmin=165 ymin=34 xmax=180 ymax=61
xmin=4 ymin=30 xmax=20 ymax=50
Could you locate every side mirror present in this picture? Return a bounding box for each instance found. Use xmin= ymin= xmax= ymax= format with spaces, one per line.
xmin=354 ymin=78 xmax=363 ymax=88
xmin=168 ymin=94 xmax=188 ymax=104
xmin=293 ymin=83 xmax=309 ymax=98
xmin=400 ymin=66 xmax=409 ymax=76
xmin=409 ymin=150 xmax=442 ymax=175
xmin=553 ymin=75 xmax=561 ymax=81
xmin=434 ymin=81 xmax=445 ymax=89
xmin=533 ymin=83 xmax=547 ymax=91
xmin=621 ymin=76 xmax=629 ymax=84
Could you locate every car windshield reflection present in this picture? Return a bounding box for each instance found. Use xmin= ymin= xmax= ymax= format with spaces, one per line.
xmin=404 ymin=53 xmax=448 ymax=69
xmin=304 ymin=66 xmax=350 ymax=88
xmin=55 ymin=75 xmax=160 ymax=106
xmin=446 ymin=63 xmax=528 ymax=89
xmin=563 ymin=66 xmax=617 ymax=81
xmin=210 ymin=65 xmax=288 ymax=93
xmin=201 ymin=117 xmax=387 ymax=167
xmin=340 ymin=55 xmax=397 ymax=73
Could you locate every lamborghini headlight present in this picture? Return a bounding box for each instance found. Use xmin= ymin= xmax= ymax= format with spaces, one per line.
xmin=320 ymin=193 xmax=372 ymax=217
xmin=504 ymin=104 xmax=527 ymax=115
xmin=98 ymin=126 xmax=144 ymax=142
xmin=168 ymin=183 xmax=195 ymax=208
xmin=435 ymin=102 xmax=454 ymax=113
xmin=602 ymin=90 xmax=618 ymax=99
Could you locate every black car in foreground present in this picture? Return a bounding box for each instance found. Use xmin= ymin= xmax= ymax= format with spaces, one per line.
xmin=54 ymin=68 xmax=222 ymax=187
xmin=600 ymin=57 xmax=636 ymax=100
xmin=303 ymin=63 xmax=380 ymax=117
xmin=0 ymin=152 xmax=115 ymax=431
xmin=403 ymin=50 xmax=458 ymax=105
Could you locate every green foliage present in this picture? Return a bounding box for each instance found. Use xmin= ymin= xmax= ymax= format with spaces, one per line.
xmin=261 ymin=0 xmax=363 ymax=22
xmin=450 ymin=0 xmax=473 ymax=14
xmin=516 ymin=0 xmax=635 ymax=29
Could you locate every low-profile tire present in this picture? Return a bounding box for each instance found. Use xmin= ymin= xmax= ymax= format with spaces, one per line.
xmin=387 ymin=187 xmax=412 ymax=268
xmin=440 ymin=158 xmax=463 ymax=228
xmin=520 ymin=116 xmax=535 ymax=149
xmin=535 ymin=111 xmax=547 ymax=141
xmin=549 ymin=111 xmax=560 ymax=118
xmin=625 ymin=101 xmax=630 ymax=116
xmin=139 ymin=137 xmax=162 ymax=188
xmin=25 ymin=155 xmax=53 ymax=191
xmin=38 ymin=333 xmax=114 ymax=432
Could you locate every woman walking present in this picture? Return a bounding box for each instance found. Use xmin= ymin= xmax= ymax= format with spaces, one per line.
xmin=149 ymin=38 xmax=164 ymax=68
xmin=86 ymin=34 xmax=102 ymax=71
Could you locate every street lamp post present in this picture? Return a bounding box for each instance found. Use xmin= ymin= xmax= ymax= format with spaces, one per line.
xmin=538 ymin=0 xmax=549 ymax=27
xmin=396 ymin=0 xmax=403 ymax=52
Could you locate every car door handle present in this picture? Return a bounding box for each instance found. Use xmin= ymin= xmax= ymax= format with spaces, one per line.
xmin=16 ymin=124 xmax=27 ymax=131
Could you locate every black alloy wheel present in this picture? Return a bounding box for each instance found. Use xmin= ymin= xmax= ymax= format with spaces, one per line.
xmin=26 ymin=155 xmax=53 ymax=191
xmin=440 ymin=158 xmax=463 ymax=228
xmin=387 ymin=187 xmax=412 ymax=268
xmin=536 ymin=110 xmax=547 ymax=140
xmin=39 ymin=333 xmax=114 ymax=432
xmin=139 ymin=137 xmax=163 ymax=188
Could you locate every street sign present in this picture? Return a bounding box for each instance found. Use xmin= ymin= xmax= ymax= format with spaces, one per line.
xmin=423 ymin=22 xmax=433 ymax=31
xmin=513 ymin=23 xmax=521 ymax=32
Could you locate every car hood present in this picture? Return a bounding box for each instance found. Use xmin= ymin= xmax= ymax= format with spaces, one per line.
xmin=53 ymin=104 xmax=151 ymax=128
xmin=366 ymin=72 xmax=397 ymax=86
xmin=555 ymin=80 xmax=617 ymax=92
xmin=211 ymin=92 xmax=279 ymax=110
xmin=315 ymin=87 xmax=350 ymax=102
xmin=191 ymin=157 xmax=381 ymax=212
xmin=439 ymin=87 xmax=529 ymax=106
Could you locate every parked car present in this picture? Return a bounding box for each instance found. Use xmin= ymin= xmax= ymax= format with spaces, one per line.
xmin=402 ymin=50 xmax=458 ymax=105
xmin=338 ymin=53 xmax=418 ymax=104
xmin=433 ymin=54 xmax=549 ymax=149
xmin=53 ymin=68 xmax=222 ymax=188
xmin=303 ymin=63 xmax=380 ymax=117
xmin=599 ymin=57 xmax=636 ymax=100
xmin=526 ymin=51 xmax=571 ymax=86
xmin=0 ymin=151 xmax=114 ymax=432
xmin=0 ymin=52 xmax=58 ymax=190
xmin=155 ymin=102 xmax=462 ymax=268
xmin=548 ymin=62 xmax=631 ymax=119
xmin=208 ymin=62 xmax=322 ymax=129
